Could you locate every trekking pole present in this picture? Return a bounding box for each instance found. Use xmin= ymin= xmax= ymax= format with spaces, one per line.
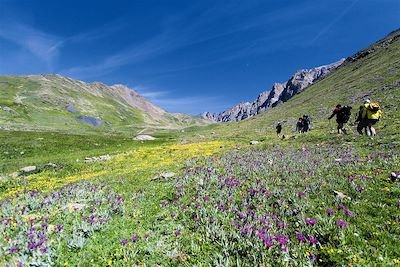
xmin=328 ymin=119 xmax=334 ymax=134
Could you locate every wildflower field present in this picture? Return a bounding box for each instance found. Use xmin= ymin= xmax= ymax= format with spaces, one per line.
xmin=0 ymin=130 xmax=399 ymax=266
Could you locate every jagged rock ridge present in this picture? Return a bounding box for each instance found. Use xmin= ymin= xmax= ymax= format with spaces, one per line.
xmin=202 ymin=59 xmax=345 ymax=122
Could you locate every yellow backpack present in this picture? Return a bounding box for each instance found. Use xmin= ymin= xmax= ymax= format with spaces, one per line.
xmin=366 ymin=103 xmax=382 ymax=120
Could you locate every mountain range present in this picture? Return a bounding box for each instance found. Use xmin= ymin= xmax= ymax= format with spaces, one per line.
xmin=0 ymin=75 xmax=206 ymax=134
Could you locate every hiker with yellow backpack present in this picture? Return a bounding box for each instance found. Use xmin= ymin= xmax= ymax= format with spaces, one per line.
xmin=356 ymin=99 xmax=382 ymax=136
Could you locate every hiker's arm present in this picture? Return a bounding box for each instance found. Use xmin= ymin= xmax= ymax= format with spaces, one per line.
xmin=328 ymin=112 xmax=335 ymax=120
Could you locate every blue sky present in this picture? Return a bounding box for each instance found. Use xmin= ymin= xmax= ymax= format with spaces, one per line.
xmin=1 ymin=0 xmax=399 ymax=114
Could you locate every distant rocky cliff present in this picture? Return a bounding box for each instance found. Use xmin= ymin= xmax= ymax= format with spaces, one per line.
xmin=202 ymin=59 xmax=345 ymax=122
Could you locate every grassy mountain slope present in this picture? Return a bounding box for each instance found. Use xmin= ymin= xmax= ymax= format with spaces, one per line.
xmin=186 ymin=29 xmax=400 ymax=142
xmin=0 ymin=75 xmax=207 ymax=134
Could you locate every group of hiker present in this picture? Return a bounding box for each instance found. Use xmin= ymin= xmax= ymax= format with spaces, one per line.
xmin=328 ymin=99 xmax=382 ymax=136
xmin=275 ymin=99 xmax=382 ymax=137
xmin=275 ymin=114 xmax=311 ymax=139
xmin=296 ymin=115 xmax=311 ymax=133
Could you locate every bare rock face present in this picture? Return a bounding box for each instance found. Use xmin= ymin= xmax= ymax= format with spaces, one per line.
xmin=202 ymin=59 xmax=344 ymax=122
xmin=279 ymin=61 xmax=343 ymax=102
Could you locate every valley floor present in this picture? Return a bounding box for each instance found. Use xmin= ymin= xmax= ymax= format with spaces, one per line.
xmin=0 ymin=130 xmax=399 ymax=266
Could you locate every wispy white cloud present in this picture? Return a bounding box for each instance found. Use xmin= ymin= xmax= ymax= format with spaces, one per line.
xmin=309 ymin=0 xmax=359 ymax=45
xmin=140 ymin=90 xmax=169 ymax=99
xmin=62 ymin=17 xmax=128 ymax=45
xmin=0 ymin=20 xmax=62 ymax=66
xmin=0 ymin=15 xmax=127 ymax=73
xmin=134 ymin=85 xmax=227 ymax=114
xmin=62 ymin=30 xmax=174 ymax=78
xmin=151 ymin=95 xmax=228 ymax=114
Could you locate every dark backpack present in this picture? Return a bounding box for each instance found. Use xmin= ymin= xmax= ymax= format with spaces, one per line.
xmin=368 ymin=103 xmax=380 ymax=112
xmin=337 ymin=106 xmax=352 ymax=123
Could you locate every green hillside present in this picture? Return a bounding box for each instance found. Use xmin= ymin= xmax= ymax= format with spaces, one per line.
xmin=0 ymin=75 xmax=206 ymax=135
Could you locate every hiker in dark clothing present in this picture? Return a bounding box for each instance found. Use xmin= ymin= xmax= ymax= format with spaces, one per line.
xmin=356 ymin=103 xmax=368 ymax=135
xmin=276 ymin=122 xmax=282 ymax=137
xmin=302 ymin=115 xmax=311 ymax=132
xmin=328 ymin=104 xmax=352 ymax=134
xmin=296 ymin=118 xmax=304 ymax=133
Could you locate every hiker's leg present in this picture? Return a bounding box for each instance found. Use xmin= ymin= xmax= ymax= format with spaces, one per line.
xmin=357 ymin=122 xmax=364 ymax=135
xmin=338 ymin=123 xmax=343 ymax=134
xmin=366 ymin=126 xmax=372 ymax=136
xmin=370 ymin=126 xmax=376 ymax=136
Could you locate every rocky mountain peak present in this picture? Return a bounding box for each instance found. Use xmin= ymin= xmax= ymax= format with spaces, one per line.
xmin=203 ymin=59 xmax=344 ymax=122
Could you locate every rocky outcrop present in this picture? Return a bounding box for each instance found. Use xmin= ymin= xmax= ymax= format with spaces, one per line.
xmin=202 ymin=59 xmax=345 ymax=122
xmin=345 ymin=28 xmax=400 ymax=64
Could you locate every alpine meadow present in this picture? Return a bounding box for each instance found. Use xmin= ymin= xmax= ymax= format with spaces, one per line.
xmin=0 ymin=1 xmax=399 ymax=266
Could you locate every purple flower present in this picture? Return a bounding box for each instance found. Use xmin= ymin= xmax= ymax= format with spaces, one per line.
xmin=275 ymin=234 xmax=289 ymax=246
xmin=99 ymin=218 xmax=109 ymax=224
xmin=181 ymin=205 xmax=187 ymax=211
xmin=297 ymin=191 xmax=305 ymax=198
xmin=305 ymin=218 xmax=317 ymax=226
xmin=240 ymin=228 xmax=248 ymax=236
xmin=174 ymin=230 xmax=181 ymax=237
xmin=357 ymin=186 xmax=365 ymax=193
xmin=202 ymin=196 xmax=209 ymax=201
xmin=131 ymin=235 xmax=139 ymax=242
xmin=309 ymin=252 xmax=316 ymax=261
xmin=344 ymin=209 xmax=353 ymax=217
xmin=336 ymin=219 xmax=348 ymax=228
xmin=55 ymin=224 xmax=64 ymax=232
xmin=338 ymin=203 xmax=345 ymax=210
xmin=7 ymin=246 xmax=19 ymax=254
xmin=348 ymin=175 xmax=355 ymax=182
xmin=27 ymin=242 xmax=37 ymax=251
xmin=263 ymin=236 xmax=274 ymax=249
xmin=308 ymin=236 xmax=318 ymax=245
xmin=295 ymin=233 xmax=306 ymax=243
xmin=278 ymin=221 xmax=287 ymax=229
xmin=232 ymin=221 xmax=241 ymax=228
xmin=40 ymin=246 xmax=48 ymax=253
xmin=121 ymin=239 xmax=129 ymax=246
xmin=326 ymin=208 xmax=334 ymax=216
